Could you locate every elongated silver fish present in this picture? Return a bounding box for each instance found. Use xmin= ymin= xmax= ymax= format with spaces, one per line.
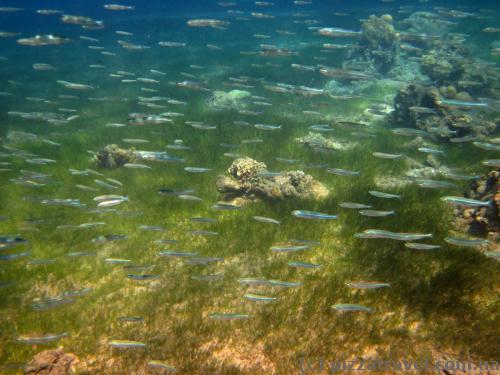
xmin=372 ymin=152 xmax=402 ymax=159
xmin=270 ymin=245 xmax=310 ymax=252
xmin=253 ymin=216 xmax=280 ymax=225
xmin=369 ymin=190 xmax=400 ymax=199
xmin=244 ymin=294 xmax=276 ymax=302
xmin=17 ymin=332 xmax=68 ymax=345
xmin=359 ymin=210 xmax=395 ymax=217
xmin=405 ymin=242 xmax=441 ymax=250
xmin=292 ymin=210 xmax=337 ymax=220
xmin=109 ymin=340 xmax=146 ymax=348
xmin=331 ymin=304 xmax=371 ymax=312
xmin=339 ymin=202 xmax=372 ymax=209
xmin=445 ymin=237 xmax=490 ymax=247
xmin=441 ymin=196 xmax=491 ymax=207
xmin=346 ymin=281 xmax=390 ymax=289
xmin=268 ymin=279 xmax=303 ymax=287
xmin=208 ymin=313 xmax=250 ymax=320
xmin=355 ymin=229 xmax=432 ymax=241
xmin=327 ymin=168 xmax=360 ymax=176
xmin=288 ymin=261 xmax=320 ymax=269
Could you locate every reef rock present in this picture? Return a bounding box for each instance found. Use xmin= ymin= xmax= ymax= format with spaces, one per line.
xmin=207 ymin=90 xmax=251 ymax=111
xmin=296 ymin=132 xmax=355 ymax=151
xmin=390 ymin=83 xmax=497 ymax=140
xmin=216 ymin=158 xmax=328 ymax=203
xmin=95 ymin=144 xmax=138 ymax=168
xmin=26 ymin=348 xmax=78 ymax=375
xmin=454 ymin=170 xmax=500 ymax=237
xmin=344 ymin=14 xmax=399 ymax=74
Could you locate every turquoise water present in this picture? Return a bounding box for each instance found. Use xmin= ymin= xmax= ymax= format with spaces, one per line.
xmin=0 ymin=1 xmax=499 ymax=374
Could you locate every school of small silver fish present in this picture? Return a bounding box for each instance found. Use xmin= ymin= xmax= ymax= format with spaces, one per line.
xmin=0 ymin=0 xmax=499 ymax=373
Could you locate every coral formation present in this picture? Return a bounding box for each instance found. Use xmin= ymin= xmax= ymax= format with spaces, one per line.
xmin=390 ymin=83 xmax=497 ymax=140
xmin=216 ymin=158 xmax=328 ymax=203
xmin=454 ymin=170 xmax=500 ymax=237
xmin=344 ymin=14 xmax=399 ymax=74
xmin=296 ymin=132 xmax=355 ymax=151
xmin=207 ymin=90 xmax=251 ymax=111
xmin=95 ymin=144 xmax=138 ymax=168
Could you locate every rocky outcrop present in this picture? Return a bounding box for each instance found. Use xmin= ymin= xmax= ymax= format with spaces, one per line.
xmin=344 ymin=14 xmax=399 ymax=74
xmin=26 ymin=348 xmax=78 ymax=375
xmin=296 ymin=132 xmax=355 ymax=151
xmin=390 ymin=83 xmax=497 ymax=140
xmin=455 ymin=170 xmax=500 ymax=237
xmin=216 ymin=158 xmax=328 ymax=204
xmin=95 ymin=144 xmax=137 ymax=168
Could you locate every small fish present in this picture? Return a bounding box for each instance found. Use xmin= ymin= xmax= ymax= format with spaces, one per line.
xmin=444 ymin=237 xmax=490 ymax=247
xmin=369 ymin=190 xmax=400 ymax=199
xmin=331 ymin=304 xmax=372 ymax=312
xmin=189 ymin=230 xmax=219 ymax=236
xmin=482 ymin=159 xmax=500 ymax=168
xmin=109 ymin=340 xmax=146 ymax=348
xmin=184 ymin=167 xmax=211 ymax=173
xmin=253 ymin=216 xmax=280 ymax=225
xmin=138 ymin=225 xmax=164 ymax=231
xmin=270 ymin=245 xmax=309 ymax=252
xmin=159 ymin=251 xmax=198 ymax=258
xmin=288 ymin=261 xmax=320 ymax=269
xmin=104 ymin=258 xmax=131 ymax=264
xmin=268 ymin=279 xmax=303 ymax=287
xmin=441 ymin=171 xmax=480 ymax=181
xmin=359 ymin=210 xmax=395 ymax=217
xmin=147 ymin=361 xmax=177 ymax=372
xmin=355 ymin=230 xmax=432 ymax=241
xmin=237 ymin=278 xmax=269 ymax=286
xmin=292 ymin=210 xmax=337 ymax=220
xmin=208 ymin=313 xmax=250 ymax=320
xmin=441 ymin=196 xmax=491 ymax=207
xmin=17 ymin=332 xmax=68 ymax=345
xmin=327 ymin=168 xmax=360 ymax=176
xmin=244 ymin=294 xmax=276 ymax=302
xmin=124 ymin=163 xmax=151 ymax=169
xmin=127 ymin=274 xmax=159 ymax=281
xmin=211 ymin=202 xmax=241 ymax=210
xmin=372 ymin=152 xmax=402 ymax=159
xmin=346 ymin=281 xmax=390 ymax=289
xmin=405 ymin=243 xmax=441 ymax=250
xmin=339 ymin=202 xmax=372 ymax=209
xmin=473 ymin=142 xmax=500 ymax=151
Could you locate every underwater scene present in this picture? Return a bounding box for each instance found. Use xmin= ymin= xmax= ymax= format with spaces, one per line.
xmin=0 ymin=0 xmax=499 ymax=374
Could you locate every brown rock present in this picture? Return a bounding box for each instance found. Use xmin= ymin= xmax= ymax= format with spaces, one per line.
xmin=26 ymin=348 xmax=77 ymax=375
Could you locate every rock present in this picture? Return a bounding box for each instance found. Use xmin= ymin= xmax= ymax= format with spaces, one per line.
xmin=344 ymin=14 xmax=399 ymax=74
xmin=26 ymin=348 xmax=77 ymax=375
xmin=206 ymin=90 xmax=251 ymax=111
xmin=95 ymin=144 xmax=138 ymax=168
xmin=216 ymin=158 xmax=328 ymax=203
xmin=390 ymin=83 xmax=497 ymax=140
xmin=296 ymin=132 xmax=355 ymax=151
xmin=228 ymin=157 xmax=266 ymax=181
xmin=454 ymin=170 xmax=500 ymax=236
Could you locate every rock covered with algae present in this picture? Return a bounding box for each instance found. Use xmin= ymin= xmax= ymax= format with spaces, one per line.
xmin=344 ymin=14 xmax=399 ymax=74
xmin=454 ymin=170 xmax=500 ymax=237
xmin=94 ymin=144 xmax=138 ymax=168
xmin=216 ymin=157 xmax=328 ymax=203
xmin=390 ymin=83 xmax=497 ymax=140
xmin=206 ymin=89 xmax=251 ymax=111
xmin=26 ymin=348 xmax=78 ymax=375
xmin=419 ymin=42 xmax=498 ymax=96
xmin=296 ymin=132 xmax=355 ymax=151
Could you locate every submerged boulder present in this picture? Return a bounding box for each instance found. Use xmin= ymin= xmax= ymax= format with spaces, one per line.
xmin=344 ymin=14 xmax=399 ymax=74
xmin=390 ymin=83 xmax=497 ymax=140
xmin=207 ymin=90 xmax=251 ymax=111
xmin=454 ymin=170 xmax=500 ymax=237
xmin=26 ymin=348 xmax=78 ymax=375
xmin=216 ymin=158 xmax=328 ymax=204
xmin=296 ymin=132 xmax=355 ymax=151
xmin=95 ymin=144 xmax=138 ymax=168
